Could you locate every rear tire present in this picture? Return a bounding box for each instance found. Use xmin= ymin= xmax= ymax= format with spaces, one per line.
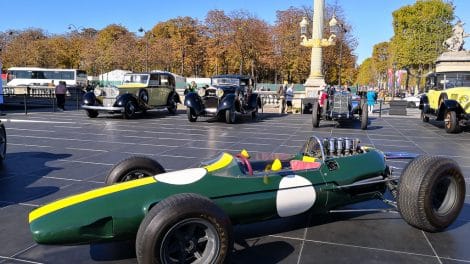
xmin=136 ymin=193 xmax=233 ymax=264
xmin=105 ymin=156 xmax=165 ymax=185
xmin=444 ymin=110 xmax=461 ymax=133
xmin=85 ymin=110 xmax=98 ymax=118
xmin=397 ymin=155 xmax=465 ymax=232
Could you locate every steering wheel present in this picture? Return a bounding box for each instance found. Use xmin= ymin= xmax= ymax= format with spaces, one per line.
xmin=236 ymin=154 xmax=253 ymax=176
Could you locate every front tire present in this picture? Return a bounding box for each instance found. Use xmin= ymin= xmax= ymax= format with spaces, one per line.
xmin=123 ymin=101 xmax=137 ymax=119
xmin=136 ymin=193 xmax=233 ymax=264
xmin=225 ymin=108 xmax=236 ymax=124
xmin=85 ymin=110 xmax=99 ymax=118
xmin=312 ymin=102 xmax=320 ymax=128
xmin=360 ymin=102 xmax=368 ymax=130
xmin=105 ymin=156 xmax=165 ymax=185
xmin=444 ymin=110 xmax=461 ymax=133
xmin=187 ymin=107 xmax=197 ymax=122
xmin=0 ymin=123 xmax=6 ymax=162
xmin=397 ymin=155 xmax=465 ymax=232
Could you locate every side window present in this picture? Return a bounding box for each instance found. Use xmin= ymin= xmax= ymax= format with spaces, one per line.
xmin=149 ymin=74 xmax=160 ymax=86
xmin=160 ymin=75 xmax=169 ymax=86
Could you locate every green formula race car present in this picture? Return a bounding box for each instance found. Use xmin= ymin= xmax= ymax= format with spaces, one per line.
xmin=29 ymin=136 xmax=466 ymax=264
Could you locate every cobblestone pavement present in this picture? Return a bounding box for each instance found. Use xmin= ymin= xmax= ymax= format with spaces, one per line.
xmin=0 ymin=106 xmax=468 ymax=264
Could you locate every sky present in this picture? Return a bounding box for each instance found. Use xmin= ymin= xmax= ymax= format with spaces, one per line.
xmin=1 ymin=0 xmax=470 ymax=65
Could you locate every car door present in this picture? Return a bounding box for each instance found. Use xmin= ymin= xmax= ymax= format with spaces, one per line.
xmin=147 ymin=73 xmax=160 ymax=106
xmin=158 ymin=74 xmax=172 ymax=106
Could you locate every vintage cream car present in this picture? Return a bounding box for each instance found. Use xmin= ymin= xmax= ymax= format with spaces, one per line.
xmin=420 ymin=72 xmax=470 ymax=133
xmin=82 ymin=71 xmax=180 ymax=119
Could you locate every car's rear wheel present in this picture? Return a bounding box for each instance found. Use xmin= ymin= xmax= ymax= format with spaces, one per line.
xmin=312 ymin=102 xmax=320 ymax=128
xmin=397 ymin=155 xmax=465 ymax=232
xmin=225 ymin=108 xmax=236 ymax=124
xmin=187 ymin=107 xmax=197 ymax=122
xmin=123 ymin=101 xmax=137 ymax=119
xmin=136 ymin=193 xmax=232 ymax=264
xmin=85 ymin=110 xmax=98 ymax=118
xmin=444 ymin=110 xmax=461 ymax=133
xmin=167 ymin=96 xmax=177 ymax=115
xmin=105 ymin=156 xmax=165 ymax=185
xmin=0 ymin=123 xmax=6 ymax=162
xmin=360 ymin=101 xmax=368 ymax=130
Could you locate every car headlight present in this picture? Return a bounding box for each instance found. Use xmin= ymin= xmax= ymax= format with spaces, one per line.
xmin=216 ymin=88 xmax=224 ymax=98
xmin=197 ymin=88 xmax=205 ymax=97
xmin=109 ymin=86 xmax=120 ymax=97
xmin=94 ymin=87 xmax=102 ymax=97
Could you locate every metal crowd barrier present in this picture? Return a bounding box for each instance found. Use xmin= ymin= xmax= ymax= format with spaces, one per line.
xmin=1 ymin=85 xmax=84 ymax=114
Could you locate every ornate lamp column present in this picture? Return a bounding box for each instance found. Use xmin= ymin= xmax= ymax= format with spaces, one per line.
xmin=300 ymin=0 xmax=337 ymax=98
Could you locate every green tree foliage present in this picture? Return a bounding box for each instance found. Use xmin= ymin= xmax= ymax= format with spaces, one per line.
xmin=0 ymin=4 xmax=357 ymax=84
xmin=356 ymin=58 xmax=375 ymax=85
xmin=390 ymin=0 xmax=453 ymax=70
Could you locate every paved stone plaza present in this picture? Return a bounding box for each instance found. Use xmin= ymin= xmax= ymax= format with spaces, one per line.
xmin=0 ymin=107 xmax=469 ymax=264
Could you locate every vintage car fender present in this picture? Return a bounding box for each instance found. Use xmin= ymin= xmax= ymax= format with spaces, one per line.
xmin=184 ymin=92 xmax=204 ymax=115
xmin=436 ymin=99 xmax=464 ymax=120
xmin=82 ymin=92 xmax=96 ymax=106
xmin=115 ymin=93 xmax=139 ymax=108
xmin=419 ymin=94 xmax=430 ymax=112
xmin=218 ymin=93 xmax=237 ymax=112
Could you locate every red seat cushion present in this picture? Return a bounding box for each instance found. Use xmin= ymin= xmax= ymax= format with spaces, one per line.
xmin=290 ymin=160 xmax=321 ymax=171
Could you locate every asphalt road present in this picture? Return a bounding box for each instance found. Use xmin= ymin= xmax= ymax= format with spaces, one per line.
xmin=0 ymin=107 xmax=469 ymax=264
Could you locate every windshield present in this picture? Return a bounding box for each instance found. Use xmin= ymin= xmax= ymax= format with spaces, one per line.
xmin=123 ymin=74 xmax=149 ymax=85
xmin=211 ymin=78 xmax=239 ymax=86
xmin=427 ymin=72 xmax=470 ymax=90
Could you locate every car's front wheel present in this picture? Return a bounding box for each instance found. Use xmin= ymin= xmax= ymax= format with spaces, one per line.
xmin=444 ymin=110 xmax=461 ymax=133
xmin=0 ymin=123 xmax=6 ymax=162
xmin=397 ymin=155 xmax=465 ymax=232
xmin=85 ymin=110 xmax=98 ymax=118
xmin=225 ymin=108 xmax=236 ymax=124
xmin=187 ymin=107 xmax=197 ymax=122
xmin=123 ymin=101 xmax=137 ymax=119
xmin=136 ymin=193 xmax=233 ymax=264
xmin=105 ymin=156 xmax=165 ymax=185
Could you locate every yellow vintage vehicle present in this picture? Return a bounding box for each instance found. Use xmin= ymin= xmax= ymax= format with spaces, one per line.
xmin=420 ymin=72 xmax=470 ymax=133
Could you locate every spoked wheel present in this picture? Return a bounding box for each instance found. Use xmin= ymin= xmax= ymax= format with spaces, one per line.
xmin=123 ymin=101 xmax=137 ymax=119
xmin=0 ymin=124 xmax=6 ymax=162
xmin=105 ymin=156 xmax=165 ymax=185
xmin=136 ymin=193 xmax=233 ymax=264
xmin=444 ymin=110 xmax=460 ymax=133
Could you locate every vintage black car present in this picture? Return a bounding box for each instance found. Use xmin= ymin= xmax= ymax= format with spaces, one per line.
xmin=82 ymin=71 xmax=181 ymax=119
xmin=184 ymin=74 xmax=261 ymax=123
xmin=312 ymin=89 xmax=368 ymax=129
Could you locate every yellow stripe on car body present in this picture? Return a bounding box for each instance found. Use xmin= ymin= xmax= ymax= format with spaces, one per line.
xmin=29 ymin=177 xmax=156 ymax=223
xmin=204 ymin=153 xmax=233 ymax=172
xmin=117 ymin=83 xmax=147 ymax=88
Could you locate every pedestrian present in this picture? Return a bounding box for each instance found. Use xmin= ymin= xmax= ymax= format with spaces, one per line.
xmin=277 ymin=82 xmax=287 ymax=113
xmin=286 ymin=84 xmax=294 ymax=113
xmin=366 ymin=87 xmax=377 ymax=114
xmin=55 ymin=81 xmax=67 ymax=111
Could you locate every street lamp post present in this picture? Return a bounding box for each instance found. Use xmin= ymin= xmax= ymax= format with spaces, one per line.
xmin=330 ymin=17 xmax=347 ymax=88
xmin=138 ymin=27 xmax=149 ymax=72
xmin=300 ymin=0 xmax=337 ymax=98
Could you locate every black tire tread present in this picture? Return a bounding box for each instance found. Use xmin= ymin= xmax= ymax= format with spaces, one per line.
xmin=105 ymin=156 xmax=165 ymax=185
xmin=397 ymin=155 xmax=465 ymax=232
xmin=136 ymin=193 xmax=232 ymax=264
